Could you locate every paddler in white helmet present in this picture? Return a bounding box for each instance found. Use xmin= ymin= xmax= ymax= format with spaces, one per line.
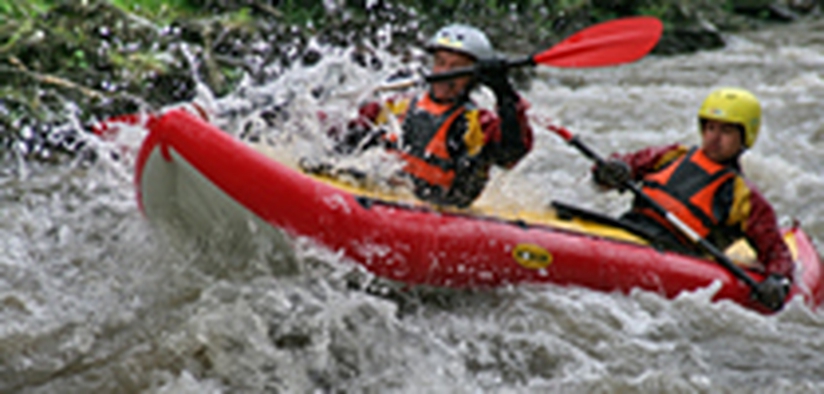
xmin=341 ymin=24 xmax=533 ymax=208
xmin=591 ymin=87 xmax=794 ymax=310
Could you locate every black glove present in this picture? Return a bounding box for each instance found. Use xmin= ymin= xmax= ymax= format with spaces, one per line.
xmin=754 ymin=274 xmax=790 ymax=311
xmin=593 ymin=159 xmax=631 ymax=189
xmin=475 ymin=58 xmax=516 ymax=100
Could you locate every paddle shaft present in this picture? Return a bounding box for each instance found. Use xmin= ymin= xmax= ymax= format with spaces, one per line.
xmin=547 ymin=125 xmax=761 ymax=291
xmin=425 ymin=57 xmax=533 ymax=83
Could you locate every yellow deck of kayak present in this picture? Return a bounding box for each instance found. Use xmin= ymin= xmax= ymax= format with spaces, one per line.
xmin=249 ymin=141 xmax=787 ymax=268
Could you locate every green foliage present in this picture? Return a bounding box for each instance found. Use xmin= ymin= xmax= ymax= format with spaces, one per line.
xmin=0 ymin=0 xmax=204 ymax=22
xmin=109 ymin=0 xmax=204 ymax=22
xmin=0 ymin=0 xmax=49 ymax=19
xmin=277 ymin=0 xmax=325 ymax=27
xmin=637 ymin=3 xmax=672 ymax=19
xmin=108 ymin=51 xmax=168 ymax=75
xmin=70 ymin=49 xmax=89 ymax=70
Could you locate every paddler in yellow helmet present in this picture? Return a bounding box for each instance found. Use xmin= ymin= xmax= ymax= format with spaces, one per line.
xmin=340 ymin=24 xmax=533 ymax=208
xmin=591 ymin=87 xmax=794 ymax=310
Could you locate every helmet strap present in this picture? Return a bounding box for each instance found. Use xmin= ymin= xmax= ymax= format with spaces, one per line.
xmin=727 ymin=152 xmax=743 ymax=171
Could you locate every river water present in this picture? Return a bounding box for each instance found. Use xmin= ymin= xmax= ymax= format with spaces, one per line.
xmin=3 ymin=18 xmax=824 ymax=393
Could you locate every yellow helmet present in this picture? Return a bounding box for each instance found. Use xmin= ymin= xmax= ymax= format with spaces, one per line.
xmin=698 ymin=88 xmax=761 ymax=148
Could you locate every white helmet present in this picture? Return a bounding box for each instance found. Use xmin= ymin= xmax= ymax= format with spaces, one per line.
xmin=425 ymin=24 xmax=495 ymax=60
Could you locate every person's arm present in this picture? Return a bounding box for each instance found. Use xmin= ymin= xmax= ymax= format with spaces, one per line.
xmin=479 ymin=97 xmax=533 ymax=167
xmin=591 ymin=144 xmax=686 ymax=188
xmin=473 ymin=58 xmax=533 ymax=167
xmin=734 ymin=184 xmax=794 ymax=310
xmin=740 ymin=187 xmax=795 ymax=280
xmin=327 ymin=101 xmax=385 ymax=154
xmin=613 ymin=144 xmax=687 ymax=179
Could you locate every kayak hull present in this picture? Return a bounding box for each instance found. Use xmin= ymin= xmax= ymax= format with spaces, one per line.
xmin=135 ymin=110 xmax=824 ymax=312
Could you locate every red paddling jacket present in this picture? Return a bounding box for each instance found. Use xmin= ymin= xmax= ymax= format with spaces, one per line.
xmin=612 ymin=144 xmax=794 ymax=280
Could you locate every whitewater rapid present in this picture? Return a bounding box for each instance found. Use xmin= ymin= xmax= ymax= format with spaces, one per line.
xmin=2 ymin=18 xmax=824 ymax=393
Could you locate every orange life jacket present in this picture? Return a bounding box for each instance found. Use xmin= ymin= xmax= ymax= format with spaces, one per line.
xmin=637 ymin=147 xmax=739 ymax=242
xmin=384 ymin=93 xmax=483 ymax=191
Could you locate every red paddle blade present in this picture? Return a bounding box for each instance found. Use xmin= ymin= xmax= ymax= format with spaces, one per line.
xmin=533 ymin=16 xmax=663 ymax=68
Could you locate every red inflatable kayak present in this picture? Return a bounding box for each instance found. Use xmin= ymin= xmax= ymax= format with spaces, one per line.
xmin=134 ymin=109 xmax=824 ymax=312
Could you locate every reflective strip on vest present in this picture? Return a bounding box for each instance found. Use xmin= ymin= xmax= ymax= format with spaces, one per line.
xmin=377 ymin=98 xmax=411 ymax=126
xmin=463 ymin=110 xmax=484 ymax=157
xmin=396 ymin=151 xmax=456 ymax=188
xmin=423 ymin=109 xmax=464 ymax=159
